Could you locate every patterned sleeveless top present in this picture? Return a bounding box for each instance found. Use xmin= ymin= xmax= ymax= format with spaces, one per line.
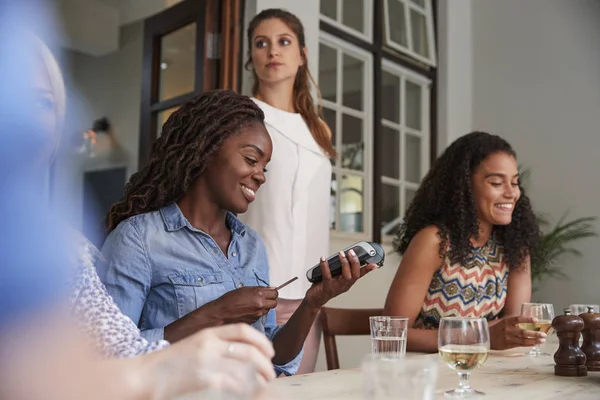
xmin=414 ymin=234 xmax=509 ymax=329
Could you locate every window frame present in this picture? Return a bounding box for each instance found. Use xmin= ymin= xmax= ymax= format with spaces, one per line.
xmin=379 ymin=60 xmax=431 ymax=242
xmin=320 ymin=32 xmax=374 ymax=240
xmin=138 ymin=0 xmax=243 ymax=169
xmin=319 ymin=0 xmax=374 ymax=43
xmin=320 ymin=0 xmax=438 ymax=244
xmin=383 ymin=0 xmax=437 ymax=66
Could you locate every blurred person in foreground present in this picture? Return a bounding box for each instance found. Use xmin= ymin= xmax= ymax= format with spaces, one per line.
xmin=0 ymin=7 xmax=275 ymax=400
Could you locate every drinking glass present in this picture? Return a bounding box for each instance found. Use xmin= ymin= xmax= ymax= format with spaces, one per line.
xmin=519 ymin=302 xmax=555 ymax=357
xmin=362 ymin=354 xmax=438 ymax=399
xmin=438 ymin=317 xmax=490 ymax=398
xmin=369 ymin=316 xmax=408 ymax=359
xmin=567 ymin=304 xmax=597 ymax=346
xmin=569 ymin=304 xmax=600 ymax=315
xmin=172 ymin=357 xmax=258 ymax=400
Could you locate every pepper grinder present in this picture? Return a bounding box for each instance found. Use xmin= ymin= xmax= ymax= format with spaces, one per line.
xmin=580 ymin=306 xmax=600 ymax=371
xmin=553 ymin=308 xmax=587 ymax=376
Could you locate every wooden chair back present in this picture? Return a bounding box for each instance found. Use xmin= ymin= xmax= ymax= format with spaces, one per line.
xmin=319 ymin=307 xmax=383 ymax=370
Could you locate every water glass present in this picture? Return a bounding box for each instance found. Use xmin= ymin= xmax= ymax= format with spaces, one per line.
xmin=570 ymin=304 xmax=600 ymax=315
xmin=568 ymin=304 xmax=599 ymax=347
xmin=172 ymin=358 xmax=258 ymax=400
xmin=362 ymin=354 xmax=438 ymax=400
xmin=369 ymin=316 xmax=408 ymax=359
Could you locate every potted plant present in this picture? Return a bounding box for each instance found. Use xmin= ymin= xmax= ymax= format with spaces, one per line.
xmin=531 ymin=214 xmax=597 ymax=289
xmin=520 ymin=168 xmax=597 ymax=289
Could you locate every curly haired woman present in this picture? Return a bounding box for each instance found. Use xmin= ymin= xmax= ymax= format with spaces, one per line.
xmin=384 ymin=132 xmax=545 ymax=352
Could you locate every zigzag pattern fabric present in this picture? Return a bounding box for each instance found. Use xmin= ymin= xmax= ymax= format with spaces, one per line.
xmin=414 ymin=235 xmax=509 ymax=329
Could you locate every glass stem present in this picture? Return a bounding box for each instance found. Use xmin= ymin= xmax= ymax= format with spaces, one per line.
xmin=457 ymin=372 xmax=472 ymax=392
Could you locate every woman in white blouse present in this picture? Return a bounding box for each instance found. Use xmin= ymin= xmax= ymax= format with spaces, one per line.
xmin=242 ymin=8 xmax=335 ymax=373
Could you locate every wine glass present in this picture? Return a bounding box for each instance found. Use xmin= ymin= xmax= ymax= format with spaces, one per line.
xmin=438 ymin=317 xmax=490 ymax=398
xmin=519 ymin=303 xmax=555 ymax=357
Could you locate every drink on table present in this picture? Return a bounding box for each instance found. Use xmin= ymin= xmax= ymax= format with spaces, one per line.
xmin=438 ymin=317 xmax=490 ymax=398
xmin=439 ymin=344 xmax=490 ymax=371
xmin=520 ymin=303 xmax=555 ymax=357
xmin=517 ymin=320 xmax=554 ymax=335
xmin=570 ymin=304 xmax=600 ymax=315
xmin=369 ymin=316 xmax=408 ymax=359
xmin=362 ymin=354 xmax=438 ymax=400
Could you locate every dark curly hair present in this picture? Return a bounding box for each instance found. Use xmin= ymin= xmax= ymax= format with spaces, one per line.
xmin=394 ymin=131 xmax=540 ymax=270
xmin=107 ymin=89 xmax=265 ymax=231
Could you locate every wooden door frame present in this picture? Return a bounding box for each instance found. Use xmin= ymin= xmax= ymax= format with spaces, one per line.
xmin=220 ymin=0 xmax=243 ymax=90
xmin=138 ymin=0 xmax=244 ymax=169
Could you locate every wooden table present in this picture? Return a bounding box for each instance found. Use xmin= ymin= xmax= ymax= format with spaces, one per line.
xmin=268 ymin=347 xmax=600 ymax=399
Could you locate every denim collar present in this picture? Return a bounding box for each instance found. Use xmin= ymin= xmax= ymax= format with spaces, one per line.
xmin=159 ymin=202 xmax=246 ymax=236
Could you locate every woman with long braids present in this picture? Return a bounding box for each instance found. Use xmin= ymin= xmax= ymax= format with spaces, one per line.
xmin=384 ymin=132 xmax=545 ymax=352
xmin=100 ymin=89 xmax=376 ymax=376
xmin=239 ymin=8 xmax=334 ymax=374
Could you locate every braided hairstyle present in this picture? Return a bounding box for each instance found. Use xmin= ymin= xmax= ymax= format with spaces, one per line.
xmin=107 ymin=89 xmax=265 ymax=231
xmin=394 ymin=131 xmax=540 ymax=271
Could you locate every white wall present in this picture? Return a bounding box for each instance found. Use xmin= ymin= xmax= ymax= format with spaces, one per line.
xmin=57 ymin=0 xmax=182 ymax=55
xmin=67 ymin=21 xmax=143 ymax=177
xmin=56 ymin=22 xmax=143 ymax=230
xmin=471 ymin=0 xmax=600 ymax=309
xmin=436 ymin=0 xmax=473 ymax=152
xmin=58 ymin=0 xmax=120 ymax=56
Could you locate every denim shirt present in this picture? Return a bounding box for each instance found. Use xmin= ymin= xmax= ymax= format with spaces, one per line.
xmin=99 ymin=203 xmax=302 ymax=376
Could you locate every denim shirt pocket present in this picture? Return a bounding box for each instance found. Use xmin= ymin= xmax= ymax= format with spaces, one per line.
xmin=253 ymin=269 xmax=270 ymax=287
xmin=168 ymin=272 xmax=224 ymax=318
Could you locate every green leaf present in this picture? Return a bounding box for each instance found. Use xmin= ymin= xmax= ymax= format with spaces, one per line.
xmin=531 ymin=212 xmax=597 ymax=290
xmin=519 ymin=167 xmax=597 ymax=291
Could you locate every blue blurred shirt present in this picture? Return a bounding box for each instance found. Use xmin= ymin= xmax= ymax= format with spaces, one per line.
xmin=99 ymin=202 xmax=302 ymax=376
xmin=0 ymin=183 xmax=71 ymax=324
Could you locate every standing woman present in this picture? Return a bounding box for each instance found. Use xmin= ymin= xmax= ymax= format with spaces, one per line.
xmin=241 ymin=8 xmax=334 ymax=374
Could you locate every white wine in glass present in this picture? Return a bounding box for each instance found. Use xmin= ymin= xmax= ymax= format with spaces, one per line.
xmin=438 ymin=317 xmax=490 ymax=398
xmin=519 ymin=303 xmax=555 ymax=357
